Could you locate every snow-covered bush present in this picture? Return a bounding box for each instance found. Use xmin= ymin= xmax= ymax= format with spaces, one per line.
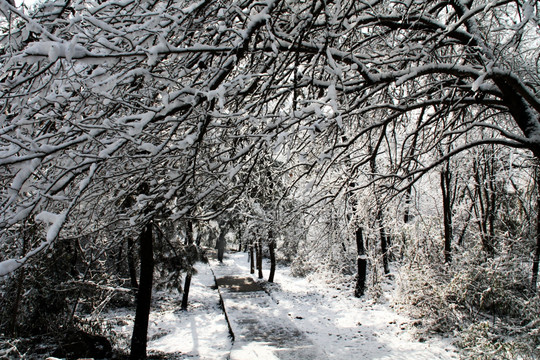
xmin=396 ymin=244 xmax=540 ymax=359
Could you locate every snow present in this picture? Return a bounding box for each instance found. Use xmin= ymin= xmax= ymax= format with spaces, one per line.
xmin=35 ymin=210 xmax=67 ymax=242
xmin=93 ymin=251 xmax=458 ymax=359
xmin=0 ymin=258 xmax=22 ymax=277
xmin=223 ymin=252 xmax=459 ymax=360
xmin=98 ymin=261 xmax=231 ymax=359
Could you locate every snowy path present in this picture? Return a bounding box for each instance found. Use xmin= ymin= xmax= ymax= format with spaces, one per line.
xmin=99 ymin=259 xmax=231 ymax=359
xmin=99 ymin=251 xmax=459 ymax=359
xmin=212 ymin=251 xmax=459 ymax=360
xmin=210 ymin=260 xmax=325 ymax=359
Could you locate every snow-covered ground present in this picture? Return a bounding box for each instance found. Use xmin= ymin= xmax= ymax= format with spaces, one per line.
xmin=226 ymin=252 xmax=459 ymax=360
xmin=98 ymin=261 xmax=231 ymax=359
xmin=97 ymin=250 xmax=459 ymax=359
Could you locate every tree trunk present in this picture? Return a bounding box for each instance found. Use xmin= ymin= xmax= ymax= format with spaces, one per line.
xmin=182 ymin=221 xmax=194 ymax=310
xmin=9 ymin=229 xmax=31 ymax=336
xmin=249 ymin=240 xmax=255 ymax=274
xmin=181 ymin=273 xmax=192 ymax=310
xmin=130 ymin=223 xmax=154 ymax=360
xmin=370 ymin=143 xmax=390 ymax=275
xmin=354 ymin=227 xmax=367 ymax=297
xmin=217 ymin=227 xmax=226 ymax=263
xmin=376 ymin=210 xmax=390 ymax=275
xmin=256 ymin=240 xmax=263 ymax=279
xmin=403 ymin=185 xmax=412 ymax=224
xmin=441 ymin=165 xmax=453 ymax=263
xmin=533 ymin=195 xmax=540 ymax=293
xmin=268 ymin=233 xmax=276 ymax=283
xmin=128 ymin=237 xmax=138 ymax=290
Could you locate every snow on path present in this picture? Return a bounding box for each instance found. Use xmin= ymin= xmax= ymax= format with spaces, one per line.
xmin=223 ymin=251 xmax=459 ymax=360
xmin=99 ymin=260 xmax=231 ymax=359
xmin=210 ymin=263 xmax=325 ymax=359
xmin=98 ymin=250 xmax=458 ymax=359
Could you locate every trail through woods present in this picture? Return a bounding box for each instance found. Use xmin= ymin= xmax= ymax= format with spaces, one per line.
xmin=100 ymin=251 xmax=458 ymax=359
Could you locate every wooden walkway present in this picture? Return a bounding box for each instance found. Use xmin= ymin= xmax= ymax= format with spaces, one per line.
xmin=209 ymin=253 xmax=326 ymax=360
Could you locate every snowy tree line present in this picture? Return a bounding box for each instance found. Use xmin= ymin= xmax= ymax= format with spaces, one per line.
xmin=1 ymin=0 xmax=540 ymax=358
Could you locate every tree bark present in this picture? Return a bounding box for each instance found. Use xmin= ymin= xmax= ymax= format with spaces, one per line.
xmin=256 ymin=240 xmax=263 ymax=279
xmin=128 ymin=237 xmax=138 ymax=290
xmin=354 ymin=227 xmax=367 ymax=297
xmin=181 ymin=273 xmax=192 ymax=310
xmin=376 ymin=210 xmax=390 ymax=275
xmin=249 ymin=240 xmax=255 ymax=274
xmin=182 ymin=221 xmax=194 ymax=310
xmin=533 ymin=195 xmax=540 ymax=293
xmin=403 ymin=185 xmax=412 ymax=224
xmin=441 ymin=165 xmax=453 ymax=263
xmin=268 ymin=232 xmax=276 ymax=283
xmin=216 ymin=227 xmax=226 ymax=263
xmin=130 ymin=223 xmax=154 ymax=360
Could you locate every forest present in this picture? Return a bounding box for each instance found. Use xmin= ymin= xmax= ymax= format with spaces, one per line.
xmin=1 ymin=0 xmax=540 ymax=358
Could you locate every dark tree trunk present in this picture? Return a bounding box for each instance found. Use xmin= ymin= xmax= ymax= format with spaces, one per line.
xmin=128 ymin=237 xmax=138 ymax=290
xmin=403 ymin=185 xmax=412 ymax=224
xmin=130 ymin=223 xmax=154 ymax=360
xmin=376 ymin=210 xmax=390 ymax=275
xmin=249 ymin=240 xmax=255 ymax=274
xmin=182 ymin=221 xmax=194 ymax=310
xmin=354 ymin=227 xmax=367 ymax=297
xmin=533 ymin=195 xmax=540 ymax=293
xmin=181 ymin=273 xmax=192 ymax=310
xmin=473 ymin=156 xmax=496 ymax=255
xmin=268 ymin=233 xmax=276 ymax=283
xmin=9 ymin=267 xmax=25 ymax=336
xmin=370 ymin=143 xmax=390 ymax=275
xmin=256 ymin=240 xmax=263 ymax=279
xmin=441 ymin=165 xmax=453 ymax=263
xmin=217 ymin=228 xmax=226 ymax=263
xmin=9 ymin=230 xmax=31 ymax=336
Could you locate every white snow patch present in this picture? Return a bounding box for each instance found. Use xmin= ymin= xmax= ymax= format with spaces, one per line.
xmin=35 ymin=210 xmax=67 ymax=242
xmin=0 ymin=258 xmax=23 ymax=277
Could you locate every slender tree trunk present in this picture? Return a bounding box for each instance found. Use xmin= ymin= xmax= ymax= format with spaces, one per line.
xmin=256 ymin=240 xmax=263 ymax=279
xmin=441 ymin=166 xmax=453 ymax=263
xmin=370 ymin=143 xmax=390 ymax=275
xmin=130 ymin=223 xmax=154 ymax=360
xmin=354 ymin=227 xmax=367 ymax=297
xmin=268 ymin=232 xmax=276 ymax=283
xmin=377 ymin=210 xmax=390 ymax=275
xmin=249 ymin=239 xmax=255 ymax=274
xmin=533 ymin=195 xmax=540 ymax=293
xmin=403 ymin=185 xmax=412 ymax=224
xmin=128 ymin=237 xmax=138 ymax=290
xmin=181 ymin=273 xmax=192 ymax=310
xmin=182 ymin=221 xmax=194 ymax=310
xmin=217 ymin=227 xmax=226 ymax=263
xmin=9 ymin=230 xmax=31 ymax=336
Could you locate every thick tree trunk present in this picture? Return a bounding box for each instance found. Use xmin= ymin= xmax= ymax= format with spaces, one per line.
xmin=130 ymin=223 xmax=154 ymax=360
xmin=256 ymin=240 xmax=263 ymax=279
xmin=354 ymin=227 xmax=367 ymax=298
xmin=441 ymin=166 xmax=453 ymax=263
xmin=268 ymin=233 xmax=276 ymax=283
xmin=533 ymin=195 xmax=540 ymax=293
xmin=128 ymin=237 xmax=138 ymax=290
